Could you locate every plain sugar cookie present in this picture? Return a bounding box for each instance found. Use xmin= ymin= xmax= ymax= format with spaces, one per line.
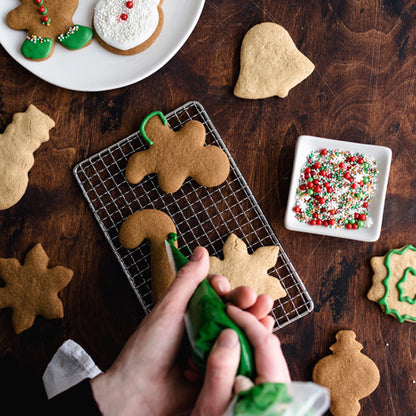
xmin=234 ymin=22 xmax=314 ymax=99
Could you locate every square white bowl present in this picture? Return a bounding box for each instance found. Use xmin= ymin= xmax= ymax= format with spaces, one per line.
xmin=284 ymin=135 xmax=392 ymax=242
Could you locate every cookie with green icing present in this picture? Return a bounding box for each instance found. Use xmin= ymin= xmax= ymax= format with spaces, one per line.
xmin=7 ymin=0 xmax=93 ymax=61
xmin=367 ymin=245 xmax=416 ymax=323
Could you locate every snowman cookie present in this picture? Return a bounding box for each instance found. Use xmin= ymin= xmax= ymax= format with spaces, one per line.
xmin=93 ymin=0 xmax=163 ymax=55
xmin=7 ymin=0 xmax=93 ymax=61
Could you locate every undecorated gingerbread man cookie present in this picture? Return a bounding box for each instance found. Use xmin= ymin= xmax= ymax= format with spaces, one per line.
xmin=126 ymin=111 xmax=230 ymax=193
xmin=7 ymin=0 xmax=93 ymax=61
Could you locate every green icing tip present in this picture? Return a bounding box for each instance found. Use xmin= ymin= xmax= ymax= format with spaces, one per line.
xmin=140 ymin=111 xmax=167 ymax=146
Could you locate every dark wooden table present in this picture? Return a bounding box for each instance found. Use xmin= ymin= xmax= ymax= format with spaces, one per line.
xmin=1 ymin=1 xmax=415 ymax=414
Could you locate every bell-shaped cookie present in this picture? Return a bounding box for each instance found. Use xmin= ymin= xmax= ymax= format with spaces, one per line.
xmin=234 ymin=22 xmax=314 ymax=99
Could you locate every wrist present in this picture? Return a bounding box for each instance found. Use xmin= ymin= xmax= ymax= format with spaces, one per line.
xmin=90 ymin=371 xmax=144 ymax=416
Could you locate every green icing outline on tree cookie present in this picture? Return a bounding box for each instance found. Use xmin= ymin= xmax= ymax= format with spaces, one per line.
xmin=397 ymin=267 xmax=416 ymax=305
xmin=378 ymin=245 xmax=416 ymax=323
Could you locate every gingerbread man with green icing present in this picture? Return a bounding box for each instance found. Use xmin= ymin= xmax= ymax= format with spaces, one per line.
xmin=7 ymin=0 xmax=93 ymax=61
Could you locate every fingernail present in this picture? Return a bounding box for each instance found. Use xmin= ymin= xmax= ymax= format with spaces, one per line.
xmin=217 ymin=277 xmax=230 ymax=294
xmin=190 ymin=247 xmax=203 ymax=261
xmin=216 ymin=329 xmax=238 ymax=348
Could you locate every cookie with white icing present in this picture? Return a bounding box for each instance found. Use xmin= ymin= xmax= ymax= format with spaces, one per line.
xmin=93 ymin=0 xmax=163 ymax=55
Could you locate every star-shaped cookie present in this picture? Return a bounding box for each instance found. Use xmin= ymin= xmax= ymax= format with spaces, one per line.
xmin=0 ymin=244 xmax=73 ymax=334
xmin=209 ymin=234 xmax=286 ymax=300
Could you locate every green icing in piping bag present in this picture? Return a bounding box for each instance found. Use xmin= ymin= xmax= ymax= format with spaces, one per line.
xmin=166 ymin=233 xmax=255 ymax=378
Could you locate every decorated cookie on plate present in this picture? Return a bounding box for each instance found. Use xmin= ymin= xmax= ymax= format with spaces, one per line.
xmin=6 ymin=0 xmax=93 ymax=61
xmin=93 ymin=0 xmax=163 ymax=55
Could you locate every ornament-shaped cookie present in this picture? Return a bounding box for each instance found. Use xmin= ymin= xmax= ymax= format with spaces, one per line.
xmin=209 ymin=233 xmax=286 ymax=300
xmin=93 ymin=0 xmax=163 ymax=55
xmin=312 ymin=330 xmax=380 ymax=416
xmin=119 ymin=209 xmax=177 ymax=303
xmin=0 ymin=244 xmax=73 ymax=334
xmin=367 ymin=245 xmax=416 ymax=323
xmin=234 ymin=22 xmax=315 ymax=99
xmin=0 ymin=105 xmax=55 ymax=210
xmin=126 ymin=112 xmax=230 ymax=193
xmin=7 ymin=0 xmax=93 ymax=61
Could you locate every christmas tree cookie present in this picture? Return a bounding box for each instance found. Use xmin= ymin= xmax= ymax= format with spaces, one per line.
xmin=7 ymin=0 xmax=93 ymax=61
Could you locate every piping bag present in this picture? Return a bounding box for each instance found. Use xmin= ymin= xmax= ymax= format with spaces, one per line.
xmin=165 ymin=233 xmax=254 ymax=378
xmin=165 ymin=234 xmax=330 ymax=416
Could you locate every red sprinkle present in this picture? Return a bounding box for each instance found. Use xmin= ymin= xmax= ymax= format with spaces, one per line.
xmin=330 ymin=209 xmax=336 ymax=215
xmin=313 ymin=179 xmax=319 ymax=185
xmin=38 ymin=6 xmax=45 ymax=13
xmin=126 ymin=1 xmax=134 ymax=8
xmin=293 ymin=206 xmax=301 ymax=213
xmin=360 ymin=213 xmax=367 ymax=221
xmin=353 ymin=223 xmax=359 ymax=229
xmin=42 ymin=15 xmax=49 ymax=22
xmin=323 ymin=220 xmax=329 ymax=226
xmin=318 ymin=197 xmax=325 ymax=204
xmin=351 ymin=183 xmax=359 ymax=189
xmin=346 ymin=223 xmax=353 ymax=229
xmin=305 ymin=167 xmax=311 ymax=174
xmin=312 ymin=212 xmax=318 ymax=219
xmin=339 ymin=162 xmax=345 ymax=169
xmin=307 ymin=182 xmax=314 ymax=189
xmin=320 ymin=170 xmax=327 ymax=177
xmin=310 ymin=219 xmax=317 ymax=226
xmin=363 ymin=202 xmax=369 ymax=208
xmin=358 ymin=157 xmax=364 ymax=164
xmin=314 ymin=162 xmax=321 ymax=169
xmin=120 ymin=13 xmax=128 ymax=20
xmin=314 ymin=186 xmax=322 ymax=193
xmin=354 ymin=213 xmax=360 ymax=219
xmin=316 ymin=219 xmax=322 ymax=225
xmin=320 ymin=149 xmax=328 ymax=155
xmin=329 ymin=219 xmax=336 ymax=226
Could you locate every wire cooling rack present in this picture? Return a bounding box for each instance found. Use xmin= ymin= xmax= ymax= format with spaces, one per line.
xmin=73 ymin=101 xmax=313 ymax=330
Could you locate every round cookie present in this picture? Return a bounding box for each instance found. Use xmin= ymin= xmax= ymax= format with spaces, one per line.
xmin=6 ymin=0 xmax=93 ymax=61
xmin=93 ymin=0 xmax=163 ymax=55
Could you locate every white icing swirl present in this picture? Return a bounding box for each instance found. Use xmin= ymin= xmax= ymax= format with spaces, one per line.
xmin=94 ymin=0 xmax=160 ymax=51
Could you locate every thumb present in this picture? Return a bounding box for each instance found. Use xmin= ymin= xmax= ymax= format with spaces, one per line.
xmin=192 ymin=329 xmax=240 ymax=416
xmin=160 ymin=246 xmax=209 ymax=310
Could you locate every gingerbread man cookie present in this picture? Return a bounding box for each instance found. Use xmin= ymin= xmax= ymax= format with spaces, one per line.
xmin=93 ymin=0 xmax=163 ymax=55
xmin=209 ymin=233 xmax=286 ymax=300
xmin=7 ymin=0 xmax=93 ymax=61
xmin=367 ymin=245 xmax=416 ymax=323
xmin=0 ymin=244 xmax=73 ymax=334
xmin=119 ymin=209 xmax=177 ymax=303
xmin=126 ymin=112 xmax=230 ymax=193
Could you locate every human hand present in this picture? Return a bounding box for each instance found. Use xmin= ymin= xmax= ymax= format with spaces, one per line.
xmin=90 ymin=247 xmax=275 ymax=416
xmin=192 ymin=305 xmax=290 ymax=415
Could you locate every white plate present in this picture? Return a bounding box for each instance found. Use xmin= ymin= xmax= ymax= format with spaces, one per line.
xmin=284 ymin=135 xmax=392 ymax=242
xmin=0 ymin=0 xmax=204 ymax=91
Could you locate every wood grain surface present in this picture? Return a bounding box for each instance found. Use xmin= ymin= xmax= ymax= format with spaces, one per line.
xmin=1 ymin=1 xmax=415 ymax=414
